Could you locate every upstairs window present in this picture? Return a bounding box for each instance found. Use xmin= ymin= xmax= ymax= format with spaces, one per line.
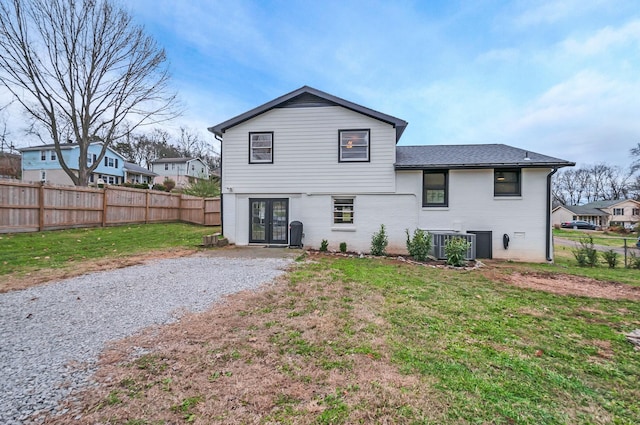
xmin=423 ymin=170 xmax=448 ymax=207
xmin=104 ymin=157 xmax=117 ymax=167
xmin=249 ymin=132 xmax=273 ymax=163
xmin=494 ymin=169 xmax=521 ymax=196
xmin=40 ymin=150 xmax=46 ymax=161
xmin=333 ymin=197 xmax=354 ymax=224
xmin=50 ymin=150 xmax=56 ymax=161
xmin=613 ymin=208 xmax=624 ymax=215
xmin=339 ymin=129 xmax=369 ymax=162
xmin=633 ymin=208 xmax=639 ymax=216
xmin=165 ymin=163 xmax=169 ymax=170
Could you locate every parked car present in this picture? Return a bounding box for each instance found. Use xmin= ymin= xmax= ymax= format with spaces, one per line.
xmin=560 ymin=220 xmax=598 ymax=230
xmin=636 ymin=237 xmax=640 ymax=248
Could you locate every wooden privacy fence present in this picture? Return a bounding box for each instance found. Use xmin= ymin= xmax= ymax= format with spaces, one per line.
xmin=0 ymin=180 xmax=220 ymax=233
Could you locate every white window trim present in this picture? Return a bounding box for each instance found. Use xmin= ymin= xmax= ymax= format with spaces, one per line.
xmin=332 ymin=196 xmax=355 ymax=226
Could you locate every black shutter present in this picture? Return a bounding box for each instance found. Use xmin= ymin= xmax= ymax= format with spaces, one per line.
xmin=115 ymin=158 xmax=119 ymax=168
xmin=104 ymin=156 xmax=108 ymax=166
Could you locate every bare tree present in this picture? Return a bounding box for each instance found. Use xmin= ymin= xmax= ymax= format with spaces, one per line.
xmin=0 ymin=0 xmax=179 ymax=186
xmin=632 ymin=143 xmax=640 ymax=173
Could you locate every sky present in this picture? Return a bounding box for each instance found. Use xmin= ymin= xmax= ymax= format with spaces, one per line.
xmin=4 ymin=0 xmax=640 ymax=168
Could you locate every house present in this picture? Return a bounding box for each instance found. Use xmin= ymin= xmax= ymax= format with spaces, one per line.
xmin=0 ymin=151 xmax=21 ymax=179
xmin=150 ymin=157 xmax=210 ymax=188
xmin=124 ymin=162 xmax=157 ymax=185
xmin=553 ymin=199 xmax=640 ymax=229
xmin=208 ymin=86 xmax=574 ymax=262
xmin=20 ymin=142 xmax=126 ymax=185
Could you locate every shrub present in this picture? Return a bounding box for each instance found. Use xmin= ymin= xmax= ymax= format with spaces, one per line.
xmin=370 ymin=224 xmax=388 ymax=256
xmin=405 ymin=228 xmax=432 ymax=261
xmin=152 ymin=183 xmax=166 ymax=192
xmin=444 ymin=237 xmax=471 ymax=267
xmin=163 ymin=178 xmax=176 ymax=192
xmin=602 ymin=249 xmax=618 ymax=268
xmin=628 ymin=251 xmax=640 ymax=269
xmin=182 ymin=178 xmax=220 ymax=198
xmin=319 ymin=239 xmax=329 ymax=252
xmin=339 ymin=242 xmax=347 ymax=253
xmin=572 ymin=236 xmax=598 ymax=267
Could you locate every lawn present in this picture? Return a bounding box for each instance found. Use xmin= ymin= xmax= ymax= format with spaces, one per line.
xmin=45 ymin=254 xmax=640 ymax=425
xmin=554 ymin=228 xmax=639 ymax=248
xmin=0 ymin=223 xmax=217 ymax=283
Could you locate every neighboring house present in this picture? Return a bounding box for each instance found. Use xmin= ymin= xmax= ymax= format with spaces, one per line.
xmin=20 ymin=142 xmax=126 ymax=186
xmin=553 ymin=199 xmax=640 ymax=229
xmin=0 ymin=151 xmax=21 ymax=179
xmin=150 ymin=157 xmax=210 ymax=188
xmin=209 ymin=86 xmax=574 ymax=262
xmin=124 ymin=162 xmax=157 ymax=185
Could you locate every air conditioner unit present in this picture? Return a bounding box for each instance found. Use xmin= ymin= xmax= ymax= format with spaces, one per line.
xmin=428 ymin=231 xmax=476 ymax=260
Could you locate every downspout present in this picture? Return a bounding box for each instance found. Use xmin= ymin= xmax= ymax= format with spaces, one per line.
xmin=214 ymin=134 xmax=223 ymax=237
xmin=546 ymin=167 xmax=559 ymax=262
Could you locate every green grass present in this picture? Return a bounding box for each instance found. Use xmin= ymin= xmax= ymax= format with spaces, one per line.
xmin=0 ymin=223 xmax=218 ymax=276
xmin=516 ymin=245 xmax=640 ymax=287
xmin=554 ymin=228 xmax=639 ymax=248
xmin=323 ymin=257 xmax=640 ymax=424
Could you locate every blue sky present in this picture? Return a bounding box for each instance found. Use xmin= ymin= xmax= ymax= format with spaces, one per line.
xmin=7 ymin=0 xmax=640 ymax=168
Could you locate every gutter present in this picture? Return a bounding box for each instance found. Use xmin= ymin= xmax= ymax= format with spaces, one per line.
xmin=214 ymin=134 xmax=223 ymax=237
xmin=546 ymin=168 xmax=559 ymax=262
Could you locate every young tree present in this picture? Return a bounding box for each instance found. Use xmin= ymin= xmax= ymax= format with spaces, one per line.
xmin=0 ymin=0 xmax=179 ymax=186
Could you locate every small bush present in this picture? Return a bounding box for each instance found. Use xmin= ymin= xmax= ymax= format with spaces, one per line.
xmin=572 ymin=236 xmax=598 ymax=267
xmin=319 ymin=239 xmax=329 ymax=252
xmin=370 ymin=224 xmax=388 ymax=256
xmin=152 ymin=183 xmax=166 ymax=192
xmin=163 ymin=178 xmax=176 ymax=192
xmin=339 ymin=242 xmax=347 ymax=253
xmin=602 ymin=249 xmax=618 ymax=268
xmin=627 ymin=251 xmax=640 ymax=269
xmin=444 ymin=237 xmax=471 ymax=267
xmin=405 ymin=228 xmax=432 ymax=261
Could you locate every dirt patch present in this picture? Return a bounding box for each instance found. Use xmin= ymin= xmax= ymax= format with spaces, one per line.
xmin=42 ymin=270 xmax=443 ymax=424
xmin=0 ymin=248 xmax=196 ymax=293
xmin=506 ymin=271 xmax=640 ymax=301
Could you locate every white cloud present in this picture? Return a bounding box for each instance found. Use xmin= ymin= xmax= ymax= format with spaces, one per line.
xmin=511 ymin=0 xmax=607 ymax=27
xmin=561 ymin=19 xmax=640 ymax=55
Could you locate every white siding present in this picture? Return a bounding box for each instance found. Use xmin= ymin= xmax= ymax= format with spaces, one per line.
xmin=221 ymin=106 xmax=397 ymax=194
xmin=397 ymin=168 xmax=553 ymax=262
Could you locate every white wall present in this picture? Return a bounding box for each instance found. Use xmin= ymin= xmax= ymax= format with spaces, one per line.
xmin=221 ymin=106 xmax=397 ymax=194
xmin=397 ymin=168 xmax=553 ymax=262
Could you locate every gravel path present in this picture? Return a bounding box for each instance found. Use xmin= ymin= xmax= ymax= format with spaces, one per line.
xmin=0 ymin=254 xmax=293 ymax=424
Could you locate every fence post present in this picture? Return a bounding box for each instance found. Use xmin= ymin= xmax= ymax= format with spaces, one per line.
xmin=102 ymin=186 xmax=108 ymax=227
xmin=624 ymin=238 xmax=628 ymax=268
xmin=178 ymin=194 xmax=183 ymax=223
xmin=145 ymin=190 xmax=150 ymax=224
xmin=38 ymin=181 xmax=45 ymax=231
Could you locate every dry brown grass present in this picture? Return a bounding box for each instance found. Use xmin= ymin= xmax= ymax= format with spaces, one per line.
xmin=44 ymin=265 xmax=444 ymax=424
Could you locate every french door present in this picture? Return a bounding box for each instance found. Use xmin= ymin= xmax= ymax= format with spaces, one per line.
xmin=249 ymin=198 xmax=289 ymax=245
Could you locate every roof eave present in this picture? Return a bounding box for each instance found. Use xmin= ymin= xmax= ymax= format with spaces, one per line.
xmin=394 ymin=161 xmax=575 ymax=170
xmin=208 ymin=86 xmax=408 ymax=141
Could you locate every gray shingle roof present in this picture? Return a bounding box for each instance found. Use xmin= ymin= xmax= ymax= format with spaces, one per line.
xmin=150 ymin=157 xmax=196 ymax=164
xmin=559 ymin=205 xmax=608 ymax=216
xmin=123 ymin=162 xmax=156 ymax=176
xmin=395 ymin=144 xmax=574 ymax=169
xmin=208 ymin=86 xmax=408 ymax=142
xmin=581 ymin=200 xmax=625 ymax=209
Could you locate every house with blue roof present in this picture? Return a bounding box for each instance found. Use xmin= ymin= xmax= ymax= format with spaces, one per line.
xmin=209 ymin=86 xmax=575 ymax=262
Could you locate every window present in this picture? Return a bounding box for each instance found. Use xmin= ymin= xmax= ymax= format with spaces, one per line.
xmin=633 ymin=208 xmax=639 ymax=216
xmin=172 ymin=163 xmax=175 ymax=170
xmin=613 ymin=208 xmax=624 ymax=215
xmin=423 ymin=171 xmax=448 ymax=207
xmin=494 ymin=169 xmax=521 ymax=196
xmin=87 ymin=154 xmax=96 ymax=165
xmin=50 ymin=150 xmax=56 ymax=161
xmin=104 ymin=157 xmax=115 ymax=167
xmin=249 ymin=132 xmax=273 ymax=163
xmin=40 ymin=151 xmax=46 ymax=161
xmin=339 ymin=129 xmax=369 ymax=162
xmin=333 ymin=198 xmax=354 ymax=224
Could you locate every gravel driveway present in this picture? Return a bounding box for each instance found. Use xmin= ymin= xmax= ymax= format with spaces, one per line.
xmin=0 ymin=249 xmax=296 ymax=424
